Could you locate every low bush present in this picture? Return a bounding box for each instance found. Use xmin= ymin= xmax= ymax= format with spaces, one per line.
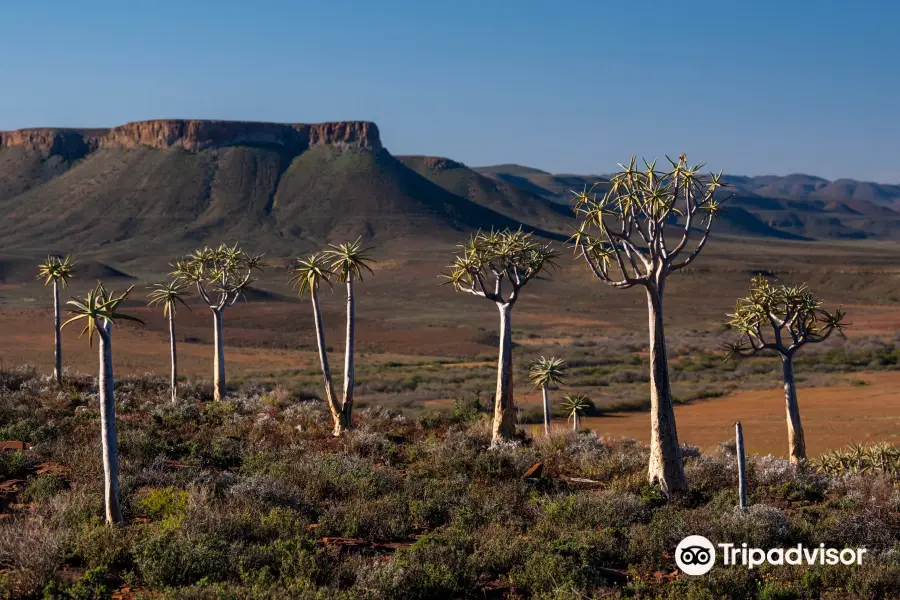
xmin=0 ymin=367 xmax=894 ymax=598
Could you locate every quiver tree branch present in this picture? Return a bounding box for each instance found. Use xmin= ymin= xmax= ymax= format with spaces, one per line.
xmin=568 ymin=154 xmax=730 ymax=496
xmin=723 ymin=276 xmax=849 ymax=462
xmin=443 ymin=228 xmax=557 ymax=443
xmin=172 ymin=243 xmax=264 ymax=401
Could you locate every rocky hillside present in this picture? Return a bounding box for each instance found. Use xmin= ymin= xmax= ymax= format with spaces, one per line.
xmin=0 ymin=120 xmax=554 ymax=260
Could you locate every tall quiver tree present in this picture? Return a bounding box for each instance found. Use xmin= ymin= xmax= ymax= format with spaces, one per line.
xmin=62 ymin=283 xmax=143 ymax=525
xmin=148 ymin=280 xmax=191 ymax=404
xmin=570 ymin=154 xmax=729 ymax=495
xmin=445 ymin=229 xmax=557 ymax=443
xmin=529 ymin=356 xmax=566 ymax=436
xmin=324 ymin=238 xmax=375 ymax=433
xmin=289 ymin=253 xmax=346 ymax=436
xmin=724 ymin=277 xmax=847 ymax=463
xmin=173 ymin=244 xmax=264 ymax=401
xmin=37 ymin=255 xmax=75 ymax=386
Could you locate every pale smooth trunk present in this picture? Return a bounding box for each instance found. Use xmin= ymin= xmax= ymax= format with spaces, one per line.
xmin=646 ymin=285 xmax=687 ymax=495
xmin=572 ymin=412 xmax=580 ymax=432
xmin=311 ymin=287 xmax=343 ymax=436
xmin=781 ymin=355 xmax=806 ymax=462
xmin=168 ymin=313 xmax=178 ymax=404
xmin=341 ymin=279 xmax=355 ymax=431
xmin=53 ymin=281 xmax=62 ymax=387
xmin=213 ymin=309 xmax=225 ymax=401
xmin=98 ymin=321 xmax=123 ymax=525
xmin=492 ymin=303 xmax=516 ymax=442
xmin=736 ymin=420 xmax=748 ymax=511
xmin=541 ymin=385 xmax=550 ymax=436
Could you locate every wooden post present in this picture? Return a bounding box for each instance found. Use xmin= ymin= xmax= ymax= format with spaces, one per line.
xmin=736 ymin=421 xmax=748 ymax=511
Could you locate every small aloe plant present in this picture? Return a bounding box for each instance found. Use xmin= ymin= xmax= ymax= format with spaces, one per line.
xmin=561 ymin=393 xmax=591 ymax=433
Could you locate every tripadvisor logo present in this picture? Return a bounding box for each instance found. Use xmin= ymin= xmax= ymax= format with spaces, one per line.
xmin=676 ymin=536 xmax=716 ymax=575
xmin=676 ymin=536 xmax=867 ymax=576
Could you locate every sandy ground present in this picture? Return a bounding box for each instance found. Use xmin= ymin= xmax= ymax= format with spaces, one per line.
xmin=566 ymin=371 xmax=900 ymax=457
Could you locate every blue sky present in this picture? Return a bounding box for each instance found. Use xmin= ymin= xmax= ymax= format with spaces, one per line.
xmin=1 ymin=1 xmax=897 ymax=181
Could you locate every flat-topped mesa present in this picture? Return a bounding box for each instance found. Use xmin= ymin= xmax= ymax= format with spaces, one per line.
xmin=0 ymin=119 xmax=382 ymax=157
xmin=0 ymin=128 xmax=103 ymax=159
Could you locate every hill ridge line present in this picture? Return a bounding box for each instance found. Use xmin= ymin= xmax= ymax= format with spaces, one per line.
xmin=0 ymin=119 xmax=382 ymax=158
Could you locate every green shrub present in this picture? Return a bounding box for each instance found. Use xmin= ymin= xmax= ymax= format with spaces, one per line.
xmin=133 ymin=530 xmax=229 ymax=587
xmin=135 ymin=487 xmax=189 ymax=523
xmin=0 ymin=450 xmax=28 ymax=479
xmin=70 ymin=519 xmax=131 ymax=569
xmin=22 ymin=473 xmax=67 ymax=503
xmin=40 ymin=567 xmax=111 ymax=600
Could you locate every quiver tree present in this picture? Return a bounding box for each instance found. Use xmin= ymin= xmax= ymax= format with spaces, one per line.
xmin=570 ymin=154 xmax=729 ymax=495
xmin=723 ymin=276 xmax=847 ymax=463
xmin=561 ymin=393 xmax=591 ymax=433
xmin=37 ymin=255 xmax=75 ymax=386
xmin=445 ymin=229 xmax=557 ymax=443
xmin=173 ymin=244 xmax=264 ymax=401
xmin=61 ymin=283 xmax=143 ymax=525
xmin=529 ymin=356 xmax=566 ymax=436
xmin=323 ymin=238 xmax=376 ymax=434
xmin=148 ymin=280 xmax=191 ymax=404
xmin=289 ymin=252 xmax=345 ymax=436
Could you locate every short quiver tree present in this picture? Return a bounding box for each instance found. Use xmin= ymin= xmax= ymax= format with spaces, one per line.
xmin=529 ymin=356 xmax=566 ymax=436
xmin=561 ymin=393 xmax=591 ymax=433
xmin=445 ymin=229 xmax=557 ymax=443
xmin=37 ymin=254 xmax=75 ymax=386
xmin=724 ymin=276 xmax=847 ymax=463
xmin=148 ymin=280 xmax=191 ymax=403
xmin=173 ymin=244 xmax=264 ymax=401
xmin=62 ymin=283 xmax=143 ymax=525
xmin=570 ymin=154 xmax=729 ymax=495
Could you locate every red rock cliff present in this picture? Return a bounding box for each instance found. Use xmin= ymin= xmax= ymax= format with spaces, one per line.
xmin=0 ymin=119 xmax=381 ymax=157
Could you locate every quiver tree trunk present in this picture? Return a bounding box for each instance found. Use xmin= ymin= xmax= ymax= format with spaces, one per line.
xmin=781 ymin=354 xmax=806 ymax=462
xmin=492 ymin=302 xmax=517 ymax=443
xmin=572 ymin=411 xmax=580 ymax=432
xmin=53 ymin=280 xmax=62 ymax=387
xmin=736 ymin=421 xmax=748 ymax=511
xmin=541 ymin=384 xmax=551 ymax=436
xmin=646 ymin=286 xmax=687 ymax=495
xmin=341 ymin=279 xmax=356 ymax=432
xmin=212 ymin=309 xmax=225 ymax=402
xmin=168 ymin=313 xmax=178 ymax=404
xmin=97 ymin=320 xmax=123 ymax=525
xmin=311 ymin=287 xmax=344 ymax=436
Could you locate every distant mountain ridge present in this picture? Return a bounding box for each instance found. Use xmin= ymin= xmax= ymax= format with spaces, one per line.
xmin=1 ymin=119 xmax=900 ymax=263
xmin=476 ymin=164 xmax=900 ymax=241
